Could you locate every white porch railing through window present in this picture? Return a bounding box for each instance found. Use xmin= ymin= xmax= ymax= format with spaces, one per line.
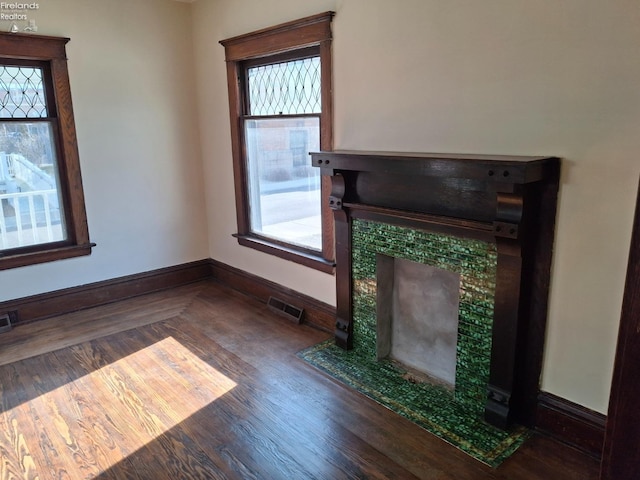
xmin=1 ymin=152 xmax=57 ymax=192
xmin=0 ymin=151 xmax=64 ymax=250
xmin=0 ymin=189 xmax=63 ymax=250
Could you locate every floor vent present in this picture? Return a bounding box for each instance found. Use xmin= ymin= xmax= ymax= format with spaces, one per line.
xmin=0 ymin=313 xmax=12 ymax=334
xmin=267 ymin=297 xmax=304 ymax=324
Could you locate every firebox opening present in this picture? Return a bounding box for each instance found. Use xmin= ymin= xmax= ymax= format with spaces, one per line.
xmin=376 ymin=254 xmax=461 ymax=389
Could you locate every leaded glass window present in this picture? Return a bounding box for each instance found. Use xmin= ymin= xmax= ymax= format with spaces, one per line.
xmin=220 ymin=12 xmax=334 ymax=271
xmin=247 ymin=57 xmax=321 ymax=116
xmin=241 ymin=51 xmax=322 ymax=252
xmin=0 ymin=63 xmax=67 ymax=253
xmin=0 ymin=66 xmax=47 ymax=118
xmin=0 ymin=34 xmax=91 ymax=270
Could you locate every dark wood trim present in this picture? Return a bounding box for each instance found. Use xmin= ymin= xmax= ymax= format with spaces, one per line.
xmin=487 ymin=232 xmax=523 ymax=428
xmin=0 ymin=257 xmax=335 ymax=332
xmin=536 ymin=392 xmax=606 ymax=459
xmin=312 ymin=150 xmax=553 ymax=183
xmin=512 ymin=162 xmax=561 ymax=426
xmin=242 ymin=46 xmax=320 ymax=69
xmin=600 ymin=176 xmax=640 ymax=479
xmin=0 ymin=260 xmax=211 ymax=325
xmin=0 ymin=243 xmax=94 ymax=271
xmin=208 ymin=258 xmax=336 ymax=333
xmin=51 ymin=54 xmax=91 ymax=250
xmin=319 ymin=36 xmax=335 ymax=263
xmin=224 ymin=58 xmax=250 ymax=234
xmin=220 ymin=12 xmax=335 ymax=271
xmin=0 ymin=32 xmax=68 ymax=60
xmin=234 ymin=235 xmax=335 ymax=273
xmin=332 ymin=203 xmax=352 ymax=348
xmin=349 ymin=203 xmax=495 ymax=240
xmin=220 ymin=11 xmax=334 ymax=61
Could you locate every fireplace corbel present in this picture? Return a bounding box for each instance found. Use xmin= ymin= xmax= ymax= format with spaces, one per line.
xmin=311 ymin=150 xmax=560 ymax=429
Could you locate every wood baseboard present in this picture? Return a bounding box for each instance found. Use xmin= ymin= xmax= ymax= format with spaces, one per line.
xmin=208 ymin=259 xmax=336 ymax=333
xmin=0 ymin=259 xmax=212 ymax=325
xmin=536 ymin=392 xmax=606 ymax=459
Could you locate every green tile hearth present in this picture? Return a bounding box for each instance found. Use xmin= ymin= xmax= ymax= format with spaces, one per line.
xmin=298 ymin=219 xmax=529 ymax=467
xmin=298 ymin=340 xmax=529 ymax=467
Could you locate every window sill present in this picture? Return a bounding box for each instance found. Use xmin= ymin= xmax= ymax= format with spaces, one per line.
xmin=234 ymin=234 xmax=335 ymax=274
xmin=0 ymin=243 xmax=95 ymax=270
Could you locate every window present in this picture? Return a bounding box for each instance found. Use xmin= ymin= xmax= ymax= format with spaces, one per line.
xmin=244 ymin=51 xmax=322 ymax=251
xmin=220 ymin=12 xmax=334 ymax=272
xmin=0 ymin=33 xmax=92 ymax=270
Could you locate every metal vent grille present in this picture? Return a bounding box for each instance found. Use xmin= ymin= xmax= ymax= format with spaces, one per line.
xmin=267 ymin=296 xmax=304 ymax=324
xmin=0 ymin=313 xmax=12 ymax=334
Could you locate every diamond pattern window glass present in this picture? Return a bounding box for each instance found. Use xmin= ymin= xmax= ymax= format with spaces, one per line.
xmin=247 ymin=57 xmax=321 ymax=116
xmin=0 ymin=66 xmax=47 ymax=118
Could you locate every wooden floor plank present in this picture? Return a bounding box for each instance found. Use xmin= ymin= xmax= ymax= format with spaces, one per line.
xmin=147 ymin=320 xmax=424 ymax=480
xmin=0 ymin=282 xmax=204 ymax=367
xmin=68 ymin=335 xmax=229 ymax=480
xmin=0 ymin=363 xmax=39 ymax=480
xmin=0 ymin=280 xmax=600 ymax=479
xmin=174 ymin=292 xmax=491 ymax=479
xmin=85 ymin=329 xmax=239 ymax=480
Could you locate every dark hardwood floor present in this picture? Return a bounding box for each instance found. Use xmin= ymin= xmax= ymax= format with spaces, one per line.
xmin=0 ymin=280 xmax=600 ymax=479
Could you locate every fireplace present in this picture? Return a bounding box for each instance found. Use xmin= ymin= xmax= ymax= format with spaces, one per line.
xmin=311 ymin=150 xmax=560 ymax=429
xmin=376 ymin=255 xmax=461 ymax=388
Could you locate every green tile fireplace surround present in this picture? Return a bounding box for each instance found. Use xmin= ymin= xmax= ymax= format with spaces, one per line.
xmin=352 ymin=219 xmax=497 ymax=413
xmin=310 ymin=150 xmax=561 ymax=432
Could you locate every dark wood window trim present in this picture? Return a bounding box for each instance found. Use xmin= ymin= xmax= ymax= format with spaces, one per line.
xmin=220 ymin=12 xmax=335 ymax=274
xmin=0 ymin=33 xmax=92 ymax=270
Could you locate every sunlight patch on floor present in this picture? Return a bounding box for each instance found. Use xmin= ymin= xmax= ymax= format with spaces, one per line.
xmin=10 ymin=336 xmax=237 ymax=478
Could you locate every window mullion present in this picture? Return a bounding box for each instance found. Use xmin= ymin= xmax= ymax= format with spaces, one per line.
xmin=243 ymin=113 xmax=321 ymax=121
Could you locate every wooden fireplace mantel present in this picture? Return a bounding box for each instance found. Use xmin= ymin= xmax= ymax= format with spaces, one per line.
xmin=311 ymin=150 xmax=560 ymax=429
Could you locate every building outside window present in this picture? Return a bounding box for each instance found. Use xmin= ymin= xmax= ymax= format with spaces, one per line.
xmin=220 ymin=12 xmax=335 ymax=272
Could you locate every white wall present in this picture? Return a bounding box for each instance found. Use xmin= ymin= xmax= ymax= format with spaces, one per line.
xmin=1 ymin=0 xmax=208 ymax=300
xmin=193 ymin=0 xmax=640 ymax=414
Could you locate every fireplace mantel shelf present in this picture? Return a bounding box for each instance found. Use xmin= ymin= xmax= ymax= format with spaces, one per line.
xmin=312 ymin=150 xmax=557 ymax=185
xmin=311 ymin=150 xmax=560 ymax=431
